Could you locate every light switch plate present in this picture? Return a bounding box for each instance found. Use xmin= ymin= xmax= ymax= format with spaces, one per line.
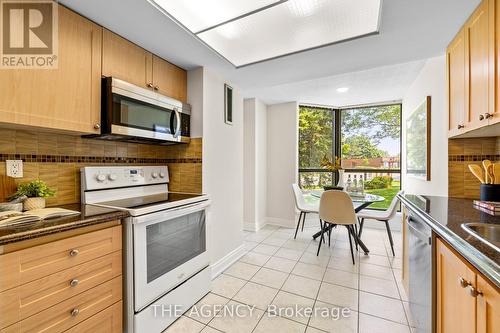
xmin=6 ymin=160 xmax=23 ymax=178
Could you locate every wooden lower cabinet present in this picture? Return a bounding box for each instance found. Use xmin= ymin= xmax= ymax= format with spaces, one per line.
xmin=0 ymin=225 xmax=123 ymax=333
xmin=436 ymin=238 xmax=499 ymax=333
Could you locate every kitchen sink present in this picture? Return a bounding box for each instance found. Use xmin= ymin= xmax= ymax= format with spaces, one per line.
xmin=461 ymin=223 xmax=500 ymax=252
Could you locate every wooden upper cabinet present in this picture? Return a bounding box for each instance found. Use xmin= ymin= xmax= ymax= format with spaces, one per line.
xmin=152 ymin=55 xmax=187 ymax=102
xmin=436 ymin=238 xmax=476 ymax=333
xmin=0 ymin=5 xmax=102 ymax=134
xmin=464 ymin=0 xmax=494 ymax=131
xmin=447 ymin=28 xmax=466 ymax=136
xmin=102 ymin=29 xmax=153 ymax=89
xmin=102 ymin=31 xmax=187 ymax=102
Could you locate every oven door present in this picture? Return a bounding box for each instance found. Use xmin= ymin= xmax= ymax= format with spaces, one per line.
xmin=133 ymin=201 xmax=210 ymax=311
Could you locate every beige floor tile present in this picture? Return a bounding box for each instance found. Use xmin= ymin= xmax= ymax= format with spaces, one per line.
xmin=211 ymin=275 xmax=246 ymax=299
xmin=243 ymin=241 xmax=258 ymax=251
xmin=292 ymin=262 xmax=326 ymax=281
xmin=244 ymin=233 xmax=268 ymax=243
xmin=359 ymin=275 xmax=400 ymax=299
xmin=264 ymin=256 xmax=297 ymax=273
xmin=186 ymin=293 xmax=230 ymax=324
xmin=358 ymin=253 xmax=391 ymax=267
xmin=317 ymin=282 xmax=358 ymax=310
xmin=275 ymin=248 xmax=304 ymax=261
xmin=270 ymin=291 xmax=315 ymax=324
xmin=308 ymin=301 xmax=358 ymax=333
xmin=252 ymin=243 xmax=280 ymax=255
xmin=323 ymin=269 xmax=359 ymax=289
xmin=261 ymin=236 xmax=288 ymax=247
xmin=165 ymin=316 xmax=205 ymax=333
xmin=359 ymin=291 xmax=407 ymax=325
xmin=299 ymin=252 xmax=331 ymax=267
xmin=403 ymin=301 xmax=417 ymax=328
xmin=359 ymin=313 xmax=411 ymax=333
xmin=305 ymin=326 xmax=326 ymax=333
xmin=390 ymin=257 xmax=403 ymax=269
xmin=239 ymin=252 xmax=270 ymax=266
xmin=282 ymin=274 xmax=321 ymax=299
xmin=253 ymin=314 xmax=307 ymax=333
xmin=233 ymin=282 xmax=279 ymax=310
xmin=208 ymin=301 xmax=264 ymax=333
xmin=360 ymin=263 xmax=395 ymax=280
xmin=200 ymin=326 xmax=222 ymax=333
xmin=328 ymin=257 xmax=359 ymax=273
xmin=224 ymin=262 xmax=260 ymax=280
xmin=250 ymin=267 xmax=288 ymax=289
xmin=282 ymin=239 xmax=311 ymax=251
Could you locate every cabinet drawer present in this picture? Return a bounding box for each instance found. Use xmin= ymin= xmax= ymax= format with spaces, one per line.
xmin=1 ymin=276 xmax=122 ymax=333
xmin=0 ymin=251 xmax=121 ymax=329
xmin=0 ymin=226 xmax=121 ymax=291
xmin=63 ymin=301 xmax=122 ymax=333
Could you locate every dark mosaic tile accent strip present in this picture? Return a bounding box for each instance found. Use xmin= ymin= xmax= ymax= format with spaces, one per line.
xmin=0 ymin=154 xmax=201 ymax=164
xmin=448 ymin=154 xmax=500 ymax=162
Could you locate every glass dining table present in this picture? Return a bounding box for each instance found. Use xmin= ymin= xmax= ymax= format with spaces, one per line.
xmin=307 ymin=190 xmax=385 ymax=254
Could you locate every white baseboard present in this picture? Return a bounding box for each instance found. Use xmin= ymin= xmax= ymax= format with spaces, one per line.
xmin=243 ymin=220 xmax=267 ymax=232
xmin=210 ymin=244 xmax=246 ymax=279
xmin=265 ymin=217 xmax=295 ymax=228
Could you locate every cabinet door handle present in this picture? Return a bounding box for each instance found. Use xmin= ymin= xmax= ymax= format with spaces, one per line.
xmin=71 ymin=308 xmax=80 ymax=317
xmin=69 ymin=249 xmax=79 ymax=257
xmin=484 ymin=112 xmax=493 ymax=119
xmin=468 ymin=285 xmax=483 ymax=297
xmin=94 ymin=123 xmax=100 ymax=130
xmin=459 ymin=277 xmax=471 ymax=288
xmin=147 ymin=83 xmax=154 ymax=88
xmin=479 ymin=114 xmax=485 ymax=121
xmin=154 ymin=85 xmax=159 ymax=91
xmin=69 ymin=279 xmax=79 ymax=287
xmin=457 ymin=124 xmax=465 ymax=129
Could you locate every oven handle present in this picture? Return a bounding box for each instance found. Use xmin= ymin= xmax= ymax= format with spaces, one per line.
xmin=173 ymin=108 xmax=181 ymax=138
xmin=132 ymin=200 xmax=211 ymax=225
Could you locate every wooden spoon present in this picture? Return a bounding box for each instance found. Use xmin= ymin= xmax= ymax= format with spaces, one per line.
xmin=468 ymin=164 xmax=485 ymax=184
xmin=488 ymin=164 xmax=495 ymax=185
xmin=493 ymin=163 xmax=500 ymax=184
xmin=483 ymin=160 xmax=492 ymax=184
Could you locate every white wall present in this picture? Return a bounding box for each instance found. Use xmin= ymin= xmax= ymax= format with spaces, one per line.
xmin=402 ymin=55 xmax=448 ymax=196
xmin=243 ymin=98 xmax=267 ymax=231
xmin=266 ymin=102 xmax=299 ymax=227
xmin=189 ymin=67 xmax=245 ymax=274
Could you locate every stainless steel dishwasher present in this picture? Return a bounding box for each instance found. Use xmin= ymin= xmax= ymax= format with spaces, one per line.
xmin=407 ymin=212 xmax=433 ymax=333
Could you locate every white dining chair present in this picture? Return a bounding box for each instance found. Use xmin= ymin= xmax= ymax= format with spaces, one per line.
xmin=292 ymin=184 xmax=319 ymax=239
xmin=356 ymin=190 xmax=403 ymax=256
xmin=318 ymin=190 xmax=360 ymax=264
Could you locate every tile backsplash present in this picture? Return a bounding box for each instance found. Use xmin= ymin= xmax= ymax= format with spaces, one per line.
xmin=0 ymin=129 xmax=202 ymax=206
xmin=448 ymin=136 xmax=500 ymax=198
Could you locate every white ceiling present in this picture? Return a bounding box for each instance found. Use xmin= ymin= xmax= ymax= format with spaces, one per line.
xmin=60 ymin=0 xmax=479 ymax=105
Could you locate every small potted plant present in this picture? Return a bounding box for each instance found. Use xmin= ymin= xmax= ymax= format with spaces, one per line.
xmin=9 ymin=180 xmax=56 ymax=211
xmin=321 ymin=155 xmax=344 ymax=190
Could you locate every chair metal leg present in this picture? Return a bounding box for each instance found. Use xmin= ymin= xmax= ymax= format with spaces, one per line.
xmin=294 ymin=211 xmax=303 ymax=239
xmin=358 ymin=218 xmax=365 ymax=237
xmin=384 ymin=220 xmax=395 ymax=256
xmin=346 ymin=226 xmax=355 ymax=265
xmin=301 ymin=212 xmax=307 ymax=231
xmin=317 ymin=223 xmax=326 ymax=256
xmin=328 ymin=225 xmax=331 ymax=247
xmin=353 ymin=225 xmax=359 ymax=251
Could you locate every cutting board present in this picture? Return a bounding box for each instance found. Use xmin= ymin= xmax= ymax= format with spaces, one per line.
xmin=0 ymin=175 xmax=17 ymax=202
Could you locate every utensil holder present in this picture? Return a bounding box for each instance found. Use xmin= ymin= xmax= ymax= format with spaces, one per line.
xmin=480 ymin=184 xmax=500 ymax=202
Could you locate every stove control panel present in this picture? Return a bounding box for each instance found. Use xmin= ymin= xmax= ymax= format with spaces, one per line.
xmin=82 ymin=166 xmax=169 ymax=190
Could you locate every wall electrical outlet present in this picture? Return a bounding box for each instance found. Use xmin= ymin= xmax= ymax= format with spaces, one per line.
xmin=6 ymin=160 xmax=23 ymax=178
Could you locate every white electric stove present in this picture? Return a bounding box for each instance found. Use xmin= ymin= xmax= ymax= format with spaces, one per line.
xmin=81 ymin=166 xmax=211 ymax=333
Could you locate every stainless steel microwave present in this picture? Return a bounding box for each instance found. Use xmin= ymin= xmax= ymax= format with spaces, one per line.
xmin=86 ymin=77 xmax=190 ymax=145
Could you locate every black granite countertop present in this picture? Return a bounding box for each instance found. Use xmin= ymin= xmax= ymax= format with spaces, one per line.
xmin=399 ymin=194 xmax=499 ymax=287
xmin=0 ymin=204 xmax=129 ymax=246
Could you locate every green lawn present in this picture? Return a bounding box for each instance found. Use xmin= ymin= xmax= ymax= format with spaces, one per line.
xmin=365 ymin=181 xmax=400 ymax=209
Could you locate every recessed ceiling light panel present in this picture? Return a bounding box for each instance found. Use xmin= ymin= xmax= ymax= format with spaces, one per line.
xmin=336 ymin=87 xmax=349 ymax=93
xmin=151 ymin=0 xmax=282 ymax=33
xmin=151 ymin=0 xmax=382 ymax=67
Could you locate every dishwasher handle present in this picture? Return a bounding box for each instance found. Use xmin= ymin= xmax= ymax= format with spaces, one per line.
xmin=407 ymin=216 xmax=431 ymax=245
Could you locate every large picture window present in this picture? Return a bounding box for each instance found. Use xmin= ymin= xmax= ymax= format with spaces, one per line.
xmin=298 ymin=103 xmax=401 ymax=210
